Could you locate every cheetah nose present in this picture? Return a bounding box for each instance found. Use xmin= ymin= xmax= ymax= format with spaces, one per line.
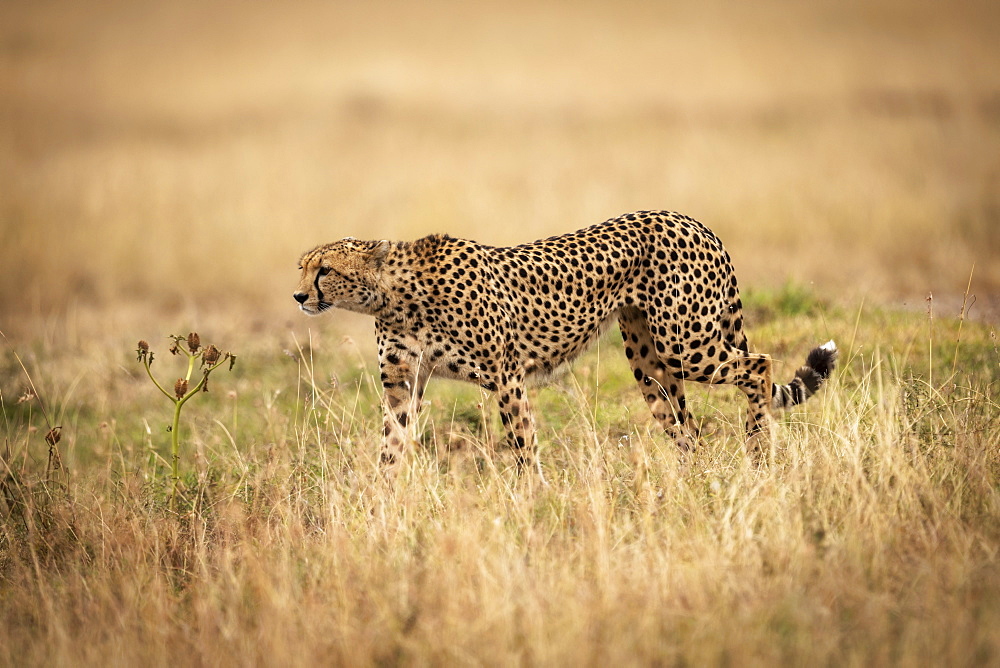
xmin=293 ymin=292 xmax=308 ymax=304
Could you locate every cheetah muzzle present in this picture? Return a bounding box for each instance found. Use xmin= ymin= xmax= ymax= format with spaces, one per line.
xmin=294 ymin=211 xmax=837 ymax=473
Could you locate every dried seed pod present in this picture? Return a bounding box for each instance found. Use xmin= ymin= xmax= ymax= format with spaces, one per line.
xmin=45 ymin=427 xmax=62 ymax=446
xmin=203 ymin=344 xmax=221 ymax=365
xmin=136 ymin=340 xmax=150 ymax=362
xmin=187 ymin=332 xmax=201 ymax=353
xmin=174 ymin=378 xmax=189 ymax=399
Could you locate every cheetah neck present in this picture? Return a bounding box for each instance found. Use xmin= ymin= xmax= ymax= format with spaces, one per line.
xmin=369 ymin=238 xmax=439 ymax=325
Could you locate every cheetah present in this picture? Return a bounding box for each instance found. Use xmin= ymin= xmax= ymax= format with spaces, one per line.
xmin=294 ymin=211 xmax=837 ymax=472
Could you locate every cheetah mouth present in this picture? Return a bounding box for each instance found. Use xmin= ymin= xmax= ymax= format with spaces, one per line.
xmin=298 ymin=301 xmax=332 ymax=316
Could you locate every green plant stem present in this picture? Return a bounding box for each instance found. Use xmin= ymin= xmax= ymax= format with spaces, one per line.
xmin=168 ymin=352 xmax=231 ymax=510
xmin=170 ymin=398 xmax=182 ymax=510
xmin=143 ymin=359 xmax=174 ymax=401
xmin=170 ymin=350 xmax=196 ymax=510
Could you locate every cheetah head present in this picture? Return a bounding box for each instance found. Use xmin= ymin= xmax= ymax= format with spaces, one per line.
xmin=294 ymin=238 xmax=391 ymax=316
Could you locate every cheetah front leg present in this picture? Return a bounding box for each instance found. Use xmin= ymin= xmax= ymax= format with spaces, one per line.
xmin=379 ymin=360 xmax=428 ymax=470
xmin=376 ymin=324 xmax=429 ymax=474
xmin=496 ymin=367 xmax=543 ymax=478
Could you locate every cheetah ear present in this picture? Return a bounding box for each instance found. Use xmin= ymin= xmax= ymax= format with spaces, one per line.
xmin=369 ymin=240 xmax=391 ymax=267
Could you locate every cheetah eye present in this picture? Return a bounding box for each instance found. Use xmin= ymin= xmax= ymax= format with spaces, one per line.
xmin=318 ymin=267 xmax=330 ymax=277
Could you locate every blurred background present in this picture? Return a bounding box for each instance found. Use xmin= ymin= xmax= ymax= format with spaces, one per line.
xmin=2 ymin=0 xmax=999 ymax=332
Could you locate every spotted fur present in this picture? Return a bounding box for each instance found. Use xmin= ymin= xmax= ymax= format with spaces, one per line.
xmin=294 ymin=211 xmax=837 ymax=470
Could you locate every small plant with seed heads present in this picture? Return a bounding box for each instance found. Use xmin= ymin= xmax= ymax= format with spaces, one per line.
xmin=136 ymin=333 xmax=236 ymax=509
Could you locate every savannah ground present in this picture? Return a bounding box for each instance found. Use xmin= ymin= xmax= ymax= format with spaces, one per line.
xmin=2 ymin=0 xmax=1000 ymax=665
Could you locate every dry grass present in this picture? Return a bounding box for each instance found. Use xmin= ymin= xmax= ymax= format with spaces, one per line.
xmin=2 ymin=0 xmax=1000 ymax=665
xmin=2 ymin=304 xmax=999 ymax=665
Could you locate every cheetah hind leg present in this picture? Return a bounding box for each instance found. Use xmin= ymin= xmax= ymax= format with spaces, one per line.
xmin=732 ymin=350 xmax=776 ymax=464
xmin=618 ymin=310 xmax=698 ymax=453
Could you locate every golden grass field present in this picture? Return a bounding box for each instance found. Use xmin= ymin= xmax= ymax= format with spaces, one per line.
xmin=2 ymin=0 xmax=1000 ymax=665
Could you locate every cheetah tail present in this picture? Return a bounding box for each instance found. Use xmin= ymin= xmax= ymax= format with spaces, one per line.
xmin=771 ymin=340 xmax=838 ymax=411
